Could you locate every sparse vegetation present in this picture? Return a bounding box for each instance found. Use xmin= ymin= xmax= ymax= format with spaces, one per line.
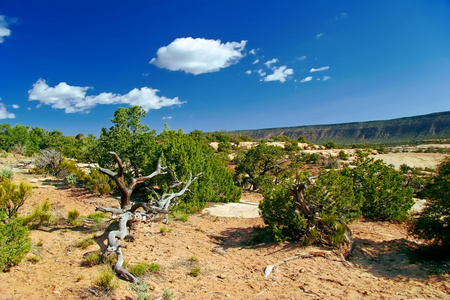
xmin=23 ymin=200 xmax=53 ymax=229
xmin=129 ymin=262 xmax=160 ymax=277
xmin=93 ymin=267 xmax=119 ymax=291
xmin=76 ymin=237 xmax=95 ymax=249
xmin=67 ymin=209 xmax=81 ymax=226
xmin=83 ymin=252 xmax=104 ymax=267
xmin=188 ymin=267 xmax=201 ymax=277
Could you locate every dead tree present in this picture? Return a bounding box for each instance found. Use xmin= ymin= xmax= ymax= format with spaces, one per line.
xmin=95 ymin=151 xmax=201 ymax=283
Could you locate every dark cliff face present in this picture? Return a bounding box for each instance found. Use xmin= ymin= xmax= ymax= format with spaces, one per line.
xmin=231 ymin=111 xmax=450 ymax=144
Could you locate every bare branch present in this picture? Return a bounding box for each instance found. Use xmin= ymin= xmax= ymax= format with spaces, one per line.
xmin=129 ymin=157 xmax=167 ymax=189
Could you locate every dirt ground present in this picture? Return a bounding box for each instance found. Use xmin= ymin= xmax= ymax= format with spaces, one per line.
xmin=0 ymin=152 xmax=449 ymax=299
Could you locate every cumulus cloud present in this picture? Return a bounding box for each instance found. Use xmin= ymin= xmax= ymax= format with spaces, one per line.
xmin=245 ymin=70 xmax=252 ymax=75
xmin=12 ymin=104 xmax=19 ymax=109
xmin=298 ymin=56 xmax=306 ymax=61
xmin=150 ymin=37 xmax=247 ymax=75
xmin=310 ymin=66 xmax=329 ymax=72
xmin=0 ymin=15 xmax=12 ymax=43
xmin=252 ymin=59 xmax=259 ymax=65
xmin=0 ymin=99 xmax=15 ymax=119
xmin=323 ymin=75 xmax=331 ymax=81
xmin=300 ymin=76 xmax=313 ymax=83
xmin=264 ymin=58 xmax=279 ymax=68
xmin=316 ymin=33 xmax=324 ymax=39
xmin=28 ymin=79 xmax=184 ymax=113
xmin=249 ymin=49 xmax=256 ymax=55
xmin=162 ymin=116 xmax=173 ymax=120
xmin=263 ymin=66 xmax=294 ymax=83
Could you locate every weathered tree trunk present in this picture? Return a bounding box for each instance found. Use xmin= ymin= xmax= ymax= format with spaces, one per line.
xmin=99 ymin=152 xmax=165 ymax=210
xmin=95 ymin=152 xmax=201 ymax=283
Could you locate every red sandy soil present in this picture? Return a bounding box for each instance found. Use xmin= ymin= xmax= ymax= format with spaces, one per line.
xmin=0 ymin=153 xmax=449 ymax=299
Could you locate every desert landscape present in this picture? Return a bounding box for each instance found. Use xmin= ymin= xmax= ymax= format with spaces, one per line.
xmin=0 ymin=148 xmax=449 ymax=300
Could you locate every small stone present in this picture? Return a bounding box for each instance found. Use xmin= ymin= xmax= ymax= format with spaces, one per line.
xmin=217 ymin=274 xmax=226 ymax=279
xmin=53 ymin=290 xmax=61 ymax=295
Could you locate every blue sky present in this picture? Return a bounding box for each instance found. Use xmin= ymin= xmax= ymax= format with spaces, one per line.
xmin=1 ymin=0 xmax=449 ymax=136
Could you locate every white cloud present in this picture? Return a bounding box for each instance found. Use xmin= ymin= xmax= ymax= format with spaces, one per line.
xmin=257 ymin=69 xmax=266 ymax=77
xmin=263 ymin=66 xmax=294 ymax=83
xmin=162 ymin=116 xmax=173 ymax=120
xmin=249 ymin=49 xmax=256 ymax=55
xmin=310 ymin=66 xmax=329 ymax=72
xmin=316 ymin=33 xmax=324 ymax=39
xmin=0 ymin=15 xmax=12 ymax=43
xmin=0 ymin=103 xmax=15 ymax=119
xmin=252 ymin=59 xmax=259 ymax=65
xmin=27 ymin=107 xmax=31 ymax=111
xmin=298 ymin=56 xmax=306 ymax=61
xmin=300 ymin=76 xmax=313 ymax=83
xmin=245 ymin=70 xmax=252 ymax=75
xmin=12 ymin=104 xmax=19 ymax=109
xmin=264 ymin=58 xmax=279 ymax=68
xmin=150 ymin=37 xmax=247 ymax=75
xmin=323 ymin=75 xmax=331 ymax=81
xmin=28 ymin=79 xmax=185 ymax=113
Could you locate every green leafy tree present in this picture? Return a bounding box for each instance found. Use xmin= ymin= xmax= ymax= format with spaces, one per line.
xmin=341 ymin=156 xmax=414 ymax=222
xmin=156 ymin=127 xmax=241 ymax=212
xmin=323 ymin=140 xmax=337 ymax=149
xmin=410 ymin=158 xmax=450 ymax=247
xmin=234 ymin=143 xmax=285 ymax=191
xmin=97 ymin=106 xmax=158 ymax=178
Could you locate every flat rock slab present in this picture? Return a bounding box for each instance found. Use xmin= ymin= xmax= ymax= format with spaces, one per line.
xmin=203 ymin=201 xmax=260 ymax=218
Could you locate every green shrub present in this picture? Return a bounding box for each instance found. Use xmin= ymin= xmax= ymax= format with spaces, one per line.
xmin=163 ymin=288 xmax=175 ymax=300
xmin=338 ymin=150 xmax=349 ymax=160
xmin=60 ymin=159 xmax=86 ymax=180
xmin=64 ymin=174 xmax=77 ymax=186
xmin=128 ymin=282 xmax=152 ymax=300
xmin=0 ymin=179 xmax=33 ymax=219
xmin=86 ymin=211 xmax=106 ymax=224
xmin=93 ymin=267 xmax=118 ymax=291
xmin=188 ymin=267 xmax=200 ymax=277
xmin=0 ymin=218 xmax=32 ymax=272
xmin=84 ymin=252 xmax=104 ymax=267
xmin=341 ymin=156 xmax=414 ymax=222
xmin=323 ymin=140 xmax=337 ymax=149
xmin=84 ymin=170 xmax=111 ymax=196
xmin=410 ymin=158 xmax=450 ymax=247
xmin=129 ymin=262 xmax=160 ymax=277
xmin=173 ymin=211 xmax=189 ymax=222
xmin=23 ymin=200 xmax=53 ymax=229
xmin=188 ymin=256 xmax=199 ymax=262
xmin=0 ymin=168 xmax=13 ymax=181
xmin=67 ymin=209 xmax=81 ymax=226
xmin=259 ymin=170 xmax=362 ymax=247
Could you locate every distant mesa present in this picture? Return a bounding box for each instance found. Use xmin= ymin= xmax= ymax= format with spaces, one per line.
xmin=228 ymin=111 xmax=450 ymax=144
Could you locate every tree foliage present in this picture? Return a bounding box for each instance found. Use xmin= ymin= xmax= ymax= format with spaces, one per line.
xmin=155 ymin=126 xmax=241 ymax=213
xmin=259 ymin=170 xmax=361 ymax=248
xmin=0 ymin=179 xmax=33 ymax=219
xmin=234 ymin=143 xmax=285 ymax=191
xmin=0 ymin=218 xmax=32 ymax=272
xmin=410 ymin=158 xmax=450 ymax=247
xmin=341 ymin=155 xmax=414 ymax=222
